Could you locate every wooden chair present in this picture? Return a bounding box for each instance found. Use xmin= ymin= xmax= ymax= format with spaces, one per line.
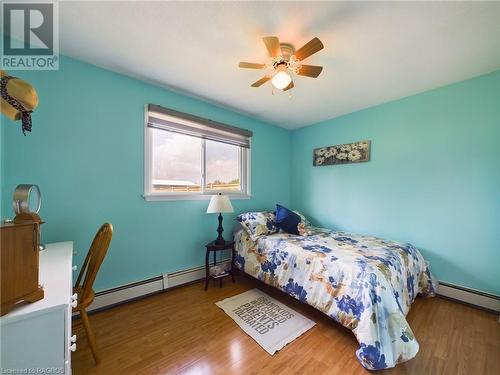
xmin=73 ymin=223 xmax=113 ymax=364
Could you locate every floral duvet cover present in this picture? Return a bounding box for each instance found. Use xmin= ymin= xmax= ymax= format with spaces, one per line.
xmin=234 ymin=227 xmax=437 ymax=370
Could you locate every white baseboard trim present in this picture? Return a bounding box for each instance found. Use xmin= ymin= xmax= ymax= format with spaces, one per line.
xmin=82 ymin=267 xmax=500 ymax=315
xmin=437 ymin=281 xmax=499 ymax=313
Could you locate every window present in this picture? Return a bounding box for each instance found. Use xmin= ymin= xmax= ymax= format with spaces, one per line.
xmin=144 ymin=105 xmax=251 ymax=200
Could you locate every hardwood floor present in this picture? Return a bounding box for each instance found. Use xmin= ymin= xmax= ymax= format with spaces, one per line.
xmin=72 ymin=274 xmax=500 ymax=375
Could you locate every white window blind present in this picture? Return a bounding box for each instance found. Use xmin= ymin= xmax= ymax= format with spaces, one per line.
xmin=147 ymin=104 xmax=252 ymax=148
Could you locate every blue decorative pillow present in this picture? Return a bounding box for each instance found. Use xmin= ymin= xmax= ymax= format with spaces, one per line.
xmin=275 ymin=204 xmax=301 ymax=235
xmin=236 ymin=211 xmax=278 ymax=241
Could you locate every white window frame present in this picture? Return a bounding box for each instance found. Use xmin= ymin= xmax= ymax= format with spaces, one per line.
xmin=143 ymin=106 xmax=251 ymax=201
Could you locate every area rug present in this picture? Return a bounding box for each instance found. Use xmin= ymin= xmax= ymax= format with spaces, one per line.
xmin=215 ymin=288 xmax=316 ymax=355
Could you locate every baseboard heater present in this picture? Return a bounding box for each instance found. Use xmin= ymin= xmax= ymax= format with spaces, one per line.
xmin=436 ymin=281 xmax=499 ymax=313
xmin=85 ymin=261 xmax=230 ymax=313
xmin=81 ymin=266 xmax=499 ymax=315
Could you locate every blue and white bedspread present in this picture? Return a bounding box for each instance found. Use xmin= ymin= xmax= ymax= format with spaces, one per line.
xmin=234 ymin=227 xmax=437 ymax=370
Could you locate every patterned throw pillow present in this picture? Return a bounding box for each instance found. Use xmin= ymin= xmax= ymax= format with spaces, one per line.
xmin=293 ymin=211 xmax=312 ymax=228
xmin=297 ymin=222 xmax=313 ymax=236
xmin=292 ymin=210 xmax=314 ymax=236
xmin=236 ymin=211 xmax=279 ymax=241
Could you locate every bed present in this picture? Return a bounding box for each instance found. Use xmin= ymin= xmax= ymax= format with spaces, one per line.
xmin=233 ymin=224 xmax=437 ymax=370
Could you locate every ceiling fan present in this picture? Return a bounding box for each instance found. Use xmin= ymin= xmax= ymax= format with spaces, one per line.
xmin=239 ymin=36 xmax=324 ymax=91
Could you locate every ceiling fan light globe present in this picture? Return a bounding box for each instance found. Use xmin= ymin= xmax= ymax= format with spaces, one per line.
xmin=271 ymin=71 xmax=292 ymax=90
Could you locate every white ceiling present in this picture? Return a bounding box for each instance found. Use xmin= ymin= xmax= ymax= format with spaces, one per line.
xmin=60 ymin=1 xmax=500 ymax=129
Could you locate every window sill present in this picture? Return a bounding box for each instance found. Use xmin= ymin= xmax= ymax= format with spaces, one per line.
xmin=143 ymin=193 xmax=252 ymax=201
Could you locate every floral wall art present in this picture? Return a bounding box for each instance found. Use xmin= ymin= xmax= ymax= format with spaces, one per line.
xmin=313 ymin=140 xmax=370 ymax=166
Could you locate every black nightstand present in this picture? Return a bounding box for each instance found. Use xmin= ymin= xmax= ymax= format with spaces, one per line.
xmin=204 ymin=240 xmax=235 ymax=291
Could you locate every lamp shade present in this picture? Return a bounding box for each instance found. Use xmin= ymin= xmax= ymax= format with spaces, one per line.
xmin=206 ymin=194 xmax=234 ymax=214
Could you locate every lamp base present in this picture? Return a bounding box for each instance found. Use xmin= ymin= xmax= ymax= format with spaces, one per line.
xmin=214 ymin=213 xmax=225 ymax=245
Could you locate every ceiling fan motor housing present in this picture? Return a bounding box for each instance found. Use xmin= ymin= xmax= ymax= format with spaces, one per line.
xmin=273 ymin=44 xmax=297 ymax=71
xmin=279 ymin=43 xmax=295 ymax=60
xmin=273 ymin=60 xmax=288 ymax=71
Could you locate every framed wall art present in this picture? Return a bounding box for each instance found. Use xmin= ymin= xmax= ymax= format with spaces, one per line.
xmin=313 ymin=140 xmax=370 ymax=166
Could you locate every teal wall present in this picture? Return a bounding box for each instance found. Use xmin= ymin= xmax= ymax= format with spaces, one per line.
xmin=0 ymin=56 xmax=291 ymax=291
xmin=291 ymin=71 xmax=500 ymax=295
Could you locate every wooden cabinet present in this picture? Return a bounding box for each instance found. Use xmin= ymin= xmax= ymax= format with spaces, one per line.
xmin=0 ymin=222 xmax=44 ymax=315
xmin=0 ymin=242 xmax=75 ymax=374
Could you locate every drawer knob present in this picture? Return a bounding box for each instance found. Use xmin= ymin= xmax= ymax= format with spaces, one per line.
xmin=72 ymin=265 xmax=77 ymax=271
xmin=70 ymin=334 xmax=77 ymax=343
xmin=69 ymin=343 xmax=76 ymax=352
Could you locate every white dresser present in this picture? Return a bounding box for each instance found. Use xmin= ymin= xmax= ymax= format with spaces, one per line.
xmin=0 ymin=242 xmax=76 ymax=374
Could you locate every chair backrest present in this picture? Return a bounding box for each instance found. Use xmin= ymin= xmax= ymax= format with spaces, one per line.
xmin=74 ymin=223 xmax=113 ymax=302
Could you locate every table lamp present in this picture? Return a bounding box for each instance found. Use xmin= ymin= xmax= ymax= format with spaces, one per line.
xmin=206 ymin=193 xmax=234 ymax=245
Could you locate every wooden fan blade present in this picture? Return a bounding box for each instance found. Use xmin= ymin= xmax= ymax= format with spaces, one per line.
xmin=283 ymin=81 xmax=294 ymax=91
xmin=298 ymin=64 xmax=323 ymax=78
xmin=262 ymin=36 xmax=281 ymax=57
xmin=294 ymin=37 xmax=324 ymax=61
xmin=239 ymin=62 xmax=266 ymax=69
xmin=251 ymin=76 xmax=271 ymax=87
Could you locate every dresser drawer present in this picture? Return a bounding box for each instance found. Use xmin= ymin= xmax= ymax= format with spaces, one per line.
xmin=1 ymin=307 xmax=66 ymax=371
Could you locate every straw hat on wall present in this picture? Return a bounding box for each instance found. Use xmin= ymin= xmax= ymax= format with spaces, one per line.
xmin=0 ymin=70 xmax=39 ymax=121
